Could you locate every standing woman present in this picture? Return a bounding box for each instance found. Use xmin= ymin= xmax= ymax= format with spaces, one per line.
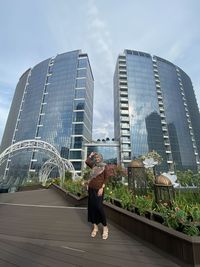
xmin=85 ymin=152 xmax=110 ymax=240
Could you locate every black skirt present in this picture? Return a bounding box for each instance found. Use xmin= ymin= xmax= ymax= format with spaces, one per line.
xmin=88 ymin=187 xmax=107 ymax=226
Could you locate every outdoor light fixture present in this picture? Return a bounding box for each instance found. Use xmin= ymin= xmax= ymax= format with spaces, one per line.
xmin=154 ymin=174 xmax=175 ymax=205
xmin=128 ymin=159 xmax=147 ymax=195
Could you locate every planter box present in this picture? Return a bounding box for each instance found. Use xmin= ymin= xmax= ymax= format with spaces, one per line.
xmin=51 ymin=184 xmax=200 ymax=266
xmin=18 ymin=184 xmax=44 ymax=191
xmin=103 ymin=202 xmax=200 ymax=266
xmin=110 ymin=197 xmax=122 ymax=208
xmin=151 ymin=211 xmax=164 ymax=224
xmin=50 ymin=184 xmax=88 ymax=207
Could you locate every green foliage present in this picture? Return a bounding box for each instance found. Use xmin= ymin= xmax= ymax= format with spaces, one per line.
xmin=188 ymin=206 xmax=200 ymax=223
xmin=51 ymin=178 xmax=60 ymax=185
xmin=175 ymin=170 xmax=200 ymax=204
xmin=192 ymin=173 xmax=200 ymax=187
xmin=50 ymin=164 xmax=200 ymax=236
xmin=108 ymin=165 xmax=127 ymax=188
xmin=113 ymin=185 xmax=133 ymax=210
xmin=176 ymin=169 xmax=200 ymax=189
xmin=156 ymin=201 xmax=200 ymax=236
xmin=134 ymin=195 xmax=153 ymax=215
xmin=65 ymin=170 xmax=72 ymax=181
xmin=145 ymin=168 xmax=155 ymax=190
xmin=64 ymin=179 xmax=87 ymax=197
xmin=175 ymin=189 xmax=200 ymax=205
xmin=176 ymin=170 xmax=194 ymax=186
xmin=105 ymin=180 xmax=200 ymax=236
xmin=104 ymin=185 xmax=114 ymax=202
xmin=81 ymin=167 xmax=92 ymax=181
xmin=183 ymin=225 xmax=200 ymax=236
xmin=104 ymin=184 xmax=133 ymax=210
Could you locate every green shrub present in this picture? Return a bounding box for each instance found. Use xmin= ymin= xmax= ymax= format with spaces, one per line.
xmin=64 ymin=179 xmax=87 ymax=197
xmin=134 ymin=195 xmax=153 ymax=215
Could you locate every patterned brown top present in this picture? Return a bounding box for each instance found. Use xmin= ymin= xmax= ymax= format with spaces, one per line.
xmin=85 ymin=157 xmax=110 ymax=190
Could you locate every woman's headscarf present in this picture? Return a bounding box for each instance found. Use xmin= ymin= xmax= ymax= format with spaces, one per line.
xmin=90 ymin=153 xmax=106 ymax=179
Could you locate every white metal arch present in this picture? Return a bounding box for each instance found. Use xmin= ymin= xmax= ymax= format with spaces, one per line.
xmin=0 ymin=139 xmax=60 ymax=166
xmin=39 ymin=158 xmax=76 ymax=186
xmin=0 ymin=139 xmax=76 ymax=186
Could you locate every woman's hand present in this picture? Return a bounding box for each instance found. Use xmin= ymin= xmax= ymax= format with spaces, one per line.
xmin=89 ymin=152 xmax=96 ymax=158
xmin=97 ymin=187 xmax=104 ymax=196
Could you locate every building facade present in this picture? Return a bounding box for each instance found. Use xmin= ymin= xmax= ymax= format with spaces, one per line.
xmin=84 ymin=139 xmax=120 ymax=165
xmin=0 ymin=50 xmax=94 ymax=180
xmin=114 ymin=49 xmax=200 ymax=172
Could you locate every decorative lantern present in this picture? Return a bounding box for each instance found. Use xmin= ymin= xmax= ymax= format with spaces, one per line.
xmin=128 ymin=160 xmax=147 ymax=195
xmin=154 ymin=174 xmax=175 ymax=205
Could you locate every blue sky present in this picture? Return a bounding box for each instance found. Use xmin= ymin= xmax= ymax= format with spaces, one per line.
xmin=0 ymin=0 xmax=200 ymax=143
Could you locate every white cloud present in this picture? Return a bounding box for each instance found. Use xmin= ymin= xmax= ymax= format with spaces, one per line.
xmin=92 ymin=121 xmax=114 ymax=139
xmin=0 ymin=0 xmax=200 ymax=144
xmin=0 ymin=107 xmax=9 ymax=138
xmin=168 ymin=42 xmax=184 ymax=61
xmin=0 ymin=91 xmax=12 ymax=143
xmin=86 ymin=0 xmax=115 ymax=139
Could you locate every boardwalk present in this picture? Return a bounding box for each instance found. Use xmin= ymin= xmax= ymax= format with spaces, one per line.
xmin=0 ymin=188 xmax=182 ymax=267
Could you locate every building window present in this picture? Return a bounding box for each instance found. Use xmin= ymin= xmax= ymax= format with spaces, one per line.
xmin=78 ymin=58 xmax=87 ymax=68
xmin=70 ymin=151 xmax=82 ymax=159
xmin=73 ymin=124 xmax=83 ymax=134
xmin=76 ymin=78 xmax=86 ymax=88
xmin=74 ymin=100 xmax=85 ymax=110
xmin=72 ymin=162 xmax=82 ymax=170
xmin=75 ymin=89 xmax=85 ymax=99
xmin=73 ymin=112 xmax=84 ymax=122
xmin=77 ymin=69 xmax=86 ymax=77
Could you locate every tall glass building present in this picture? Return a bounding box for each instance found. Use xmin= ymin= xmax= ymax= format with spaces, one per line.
xmin=114 ymin=49 xmax=200 ymax=172
xmin=0 ymin=50 xmax=94 ymax=179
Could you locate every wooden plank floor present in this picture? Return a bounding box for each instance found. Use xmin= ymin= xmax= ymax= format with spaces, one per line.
xmin=0 ymin=189 xmax=182 ymax=267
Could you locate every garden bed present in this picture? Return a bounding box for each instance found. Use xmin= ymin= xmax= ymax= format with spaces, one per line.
xmin=18 ymin=184 xmax=44 ymax=191
xmin=50 ymin=183 xmax=88 ymax=207
xmin=51 ymin=183 xmax=200 ymax=266
xmin=104 ymin=201 xmax=200 ymax=266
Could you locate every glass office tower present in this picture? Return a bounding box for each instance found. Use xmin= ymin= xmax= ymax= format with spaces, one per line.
xmin=114 ymin=49 xmax=200 ymax=172
xmin=0 ymin=50 xmax=94 ymax=180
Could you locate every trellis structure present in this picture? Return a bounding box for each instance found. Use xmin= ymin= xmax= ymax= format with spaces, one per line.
xmin=0 ymin=139 xmax=76 ymax=188
xmin=39 ymin=157 xmax=76 ymax=186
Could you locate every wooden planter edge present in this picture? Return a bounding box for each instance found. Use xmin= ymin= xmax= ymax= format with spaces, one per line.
xmin=103 ymin=201 xmax=200 ymax=266
xmin=50 ymin=183 xmax=88 ymax=205
xmin=50 ymin=183 xmax=200 ymax=265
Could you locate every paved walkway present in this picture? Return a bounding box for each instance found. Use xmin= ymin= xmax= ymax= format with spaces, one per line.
xmin=0 ymin=189 xmax=182 ymax=267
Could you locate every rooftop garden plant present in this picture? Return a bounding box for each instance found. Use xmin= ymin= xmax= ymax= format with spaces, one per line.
xmin=52 ymin=159 xmax=200 ymax=236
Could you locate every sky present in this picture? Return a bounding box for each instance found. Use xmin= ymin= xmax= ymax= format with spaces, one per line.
xmin=0 ymin=0 xmax=200 ymax=144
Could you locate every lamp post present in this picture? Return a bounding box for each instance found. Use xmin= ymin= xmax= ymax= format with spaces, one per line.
xmin=127 ymin=159 xmax=147 ymax=195
xmin=154 ymin=175 xmax=175 ymax=206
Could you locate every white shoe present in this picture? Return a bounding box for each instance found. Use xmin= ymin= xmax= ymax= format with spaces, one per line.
xmin=91 ymin=228 xmax=98 ymax=237
xmin=102 ymin=228 xmax=109 ymax=240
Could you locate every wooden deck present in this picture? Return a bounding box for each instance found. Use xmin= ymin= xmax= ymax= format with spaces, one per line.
xmin=0 ymin=188 xmax=182 ymax=267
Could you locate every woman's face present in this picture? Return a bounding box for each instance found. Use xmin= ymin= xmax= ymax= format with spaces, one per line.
xmin=94 ymin=155 xmax=101 ymax=163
